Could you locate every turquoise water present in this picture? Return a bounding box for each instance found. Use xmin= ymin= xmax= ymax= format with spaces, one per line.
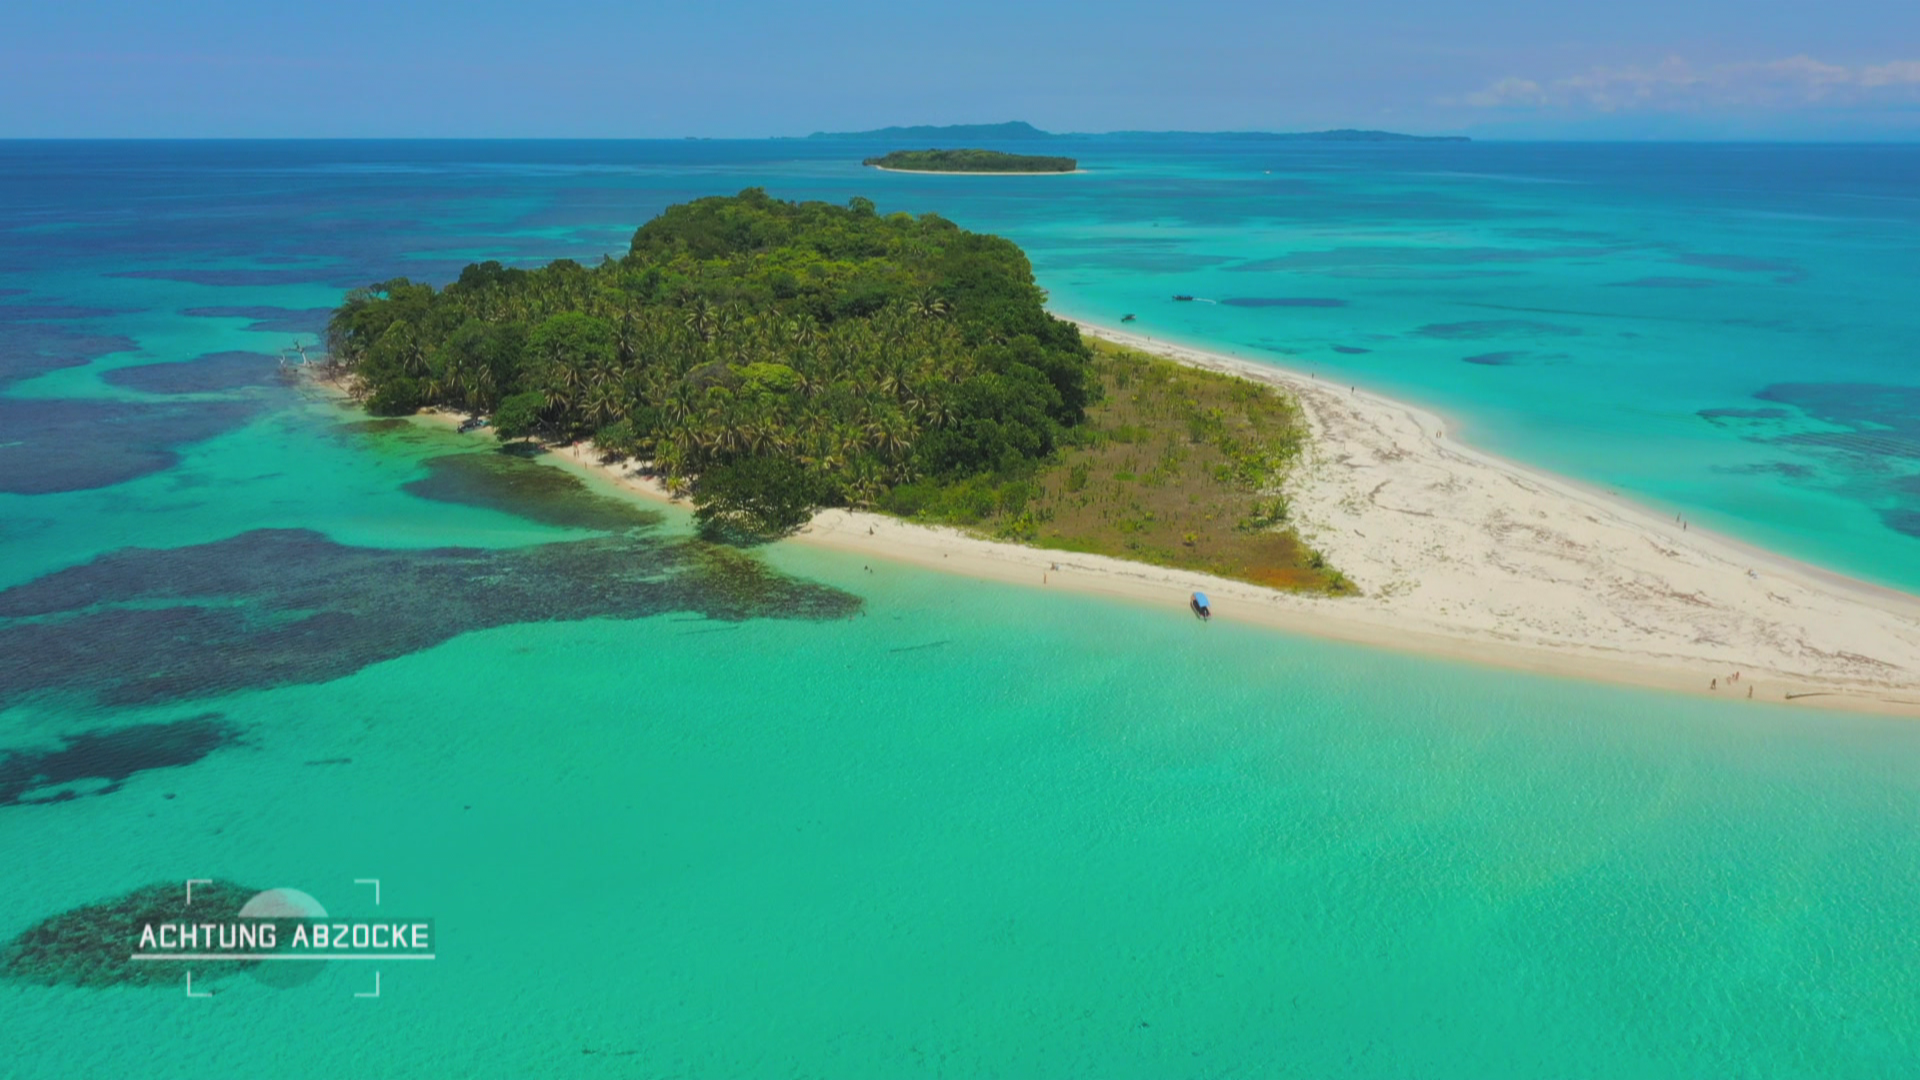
xmin=4 ymin=141 xmax=1920 ymax=1076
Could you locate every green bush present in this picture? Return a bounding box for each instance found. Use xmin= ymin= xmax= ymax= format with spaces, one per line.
xmin=364 ymin=376 xmax=423 ymax=416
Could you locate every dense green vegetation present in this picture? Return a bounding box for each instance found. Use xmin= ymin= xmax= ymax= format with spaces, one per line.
xmin=863 ymin=149 xmax=1078 ymax=173
xmin=327 ymin=189 xmax=1092 ymax=538
xmin=888 ymin=340 xmax=1351 ymax=593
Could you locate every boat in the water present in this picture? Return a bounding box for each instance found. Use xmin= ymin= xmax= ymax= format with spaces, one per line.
xmin=1172 ymin=295 xmax=1195 ymax=302
xmin=1121 ymin=313 xmax=1137 ymax=322
xmin=1190 ymin=592 xmax=1212 ymax=620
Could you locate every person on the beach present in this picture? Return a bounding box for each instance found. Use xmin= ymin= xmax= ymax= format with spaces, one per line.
xmin=1711 ymin=678 xmax=1718 ymax=690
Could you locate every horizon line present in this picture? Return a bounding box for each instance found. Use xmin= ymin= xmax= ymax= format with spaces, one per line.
xmin=3 ymin=135 xmax=1918 ymax=144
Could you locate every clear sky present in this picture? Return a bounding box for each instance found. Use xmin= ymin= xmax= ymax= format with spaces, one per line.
xmin=5 ymin=0 xmax=1918 ymax=139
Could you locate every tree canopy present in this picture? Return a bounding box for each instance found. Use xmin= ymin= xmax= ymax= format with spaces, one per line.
xmin=863 ymin=149 xmax=1078 ymax=173
xmin=327 ymin=189 xmax=1093 ymax=536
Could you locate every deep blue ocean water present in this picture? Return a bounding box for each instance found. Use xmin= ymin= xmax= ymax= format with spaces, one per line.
xmin=3 ymin=140 xmax=1920 ymax=1077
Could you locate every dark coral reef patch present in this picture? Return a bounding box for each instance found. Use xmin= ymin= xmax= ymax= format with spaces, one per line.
xmin=1698 ymin=407 xmax=1791 ymax=423
xmin=1 ymin=881 xmax=258 ymax=987
xmin=1707 ymin=384 xmax=1920 ymax=542
xmin=403 ymin=451 xmax=663 ymax=533
xmin=0 ymin=526 xmax=857 ymax=709
xmin=0 ymin=305 xmax=129 ymax=321
xmin=1714 ymin=460 xmax=1816 ymax=480
xmin=0 ymin=714 xmax=242 ymax=807
xmin=0 ymin=396 xmax=266 ymax=494
xmin=104 ymin=351 xmax=284 ymax=394
xmin=0 ymin=323 xmax=139 ymax=388
xmin=1672 ymin=252 xmax=1806 ymax=284
xmin=1756 ymin=383 xmax=1920 ymax=463
xmin=0 ymin=448 xmax=857 ymax=708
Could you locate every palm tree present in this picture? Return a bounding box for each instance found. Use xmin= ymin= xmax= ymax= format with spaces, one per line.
xmin=582 ymin=380 xmax=623 ymax=429
xmin=542 ymin=356 xmax=585 ymax=413
xmin=684 ymin=297 xmax=716 ymax=343
xmin=910 ymin=290 xmax=949 ymax=320
xmin=458 ymin=361 xmax=497 ymax=413
xmin=874 ymin=414 xmax=914 ymax=461
xmin=785 ymin=316 xmax=819 ymax=350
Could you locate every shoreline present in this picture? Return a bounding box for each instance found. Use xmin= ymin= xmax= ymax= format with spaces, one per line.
xmin=1061 ymin=318 xmax=1920 ymax=611
xmin=1063 ymin=318 xmax=1920 ymax=598
xmin=402 ymin=316 xmax=1920 ymax=718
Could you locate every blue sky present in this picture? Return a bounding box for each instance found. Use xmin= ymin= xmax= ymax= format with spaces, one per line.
xmin=4 ymin=0 xmax=1918 ymax=138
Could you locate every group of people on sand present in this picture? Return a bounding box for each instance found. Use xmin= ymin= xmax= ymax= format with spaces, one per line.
xmin=1711 ymin=671 xmax=1754 ymax=698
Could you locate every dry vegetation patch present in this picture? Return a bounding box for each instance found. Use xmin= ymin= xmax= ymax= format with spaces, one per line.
xmin=894 ymin=341 xmax=1352 ymax=594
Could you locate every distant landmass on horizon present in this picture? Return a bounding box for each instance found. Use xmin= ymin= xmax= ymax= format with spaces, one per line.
xmin=806 ymin=120 xmax=1468 ymax=143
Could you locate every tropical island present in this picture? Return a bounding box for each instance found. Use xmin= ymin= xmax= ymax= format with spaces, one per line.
xmin=322 ymin=189 xmax=1920 ymax=708
xmin=326 ymin=189 xmax=1345 ymax=592
xmin=864 ymin=149 xmax=1078 ymax=173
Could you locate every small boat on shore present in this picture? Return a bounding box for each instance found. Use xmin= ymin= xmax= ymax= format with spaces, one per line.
xmin=1190 ymin=592 xmax=1212 ymax=620
xmin=457 ymin=416 xmax=489 ymax=434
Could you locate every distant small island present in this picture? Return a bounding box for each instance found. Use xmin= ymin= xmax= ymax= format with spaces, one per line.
xmin=811 ymin=120 xmax=1468 ymax=143
xmin=864 ymin=148 xmax=1078 ymax=174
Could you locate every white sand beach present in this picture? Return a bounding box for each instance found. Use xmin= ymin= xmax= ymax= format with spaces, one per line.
xmin=426 ymin=319 xmax=1920 ymax=717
